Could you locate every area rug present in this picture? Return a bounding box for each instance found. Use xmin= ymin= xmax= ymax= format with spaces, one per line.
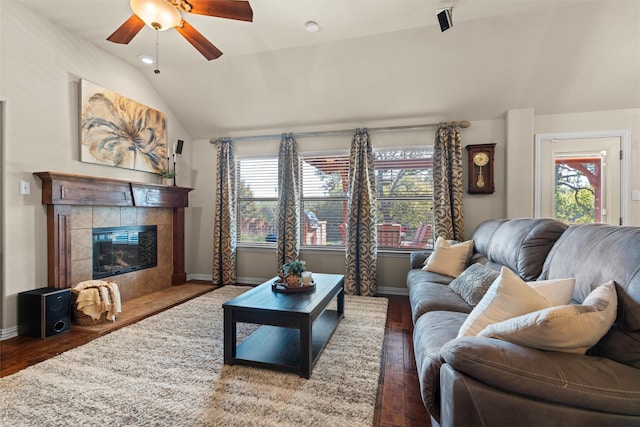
xmin=0 ymin=285 xmax=388 ymax=426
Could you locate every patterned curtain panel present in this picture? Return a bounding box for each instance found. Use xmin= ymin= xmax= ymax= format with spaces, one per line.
xmin=276 ymin=133 xmax=301 ymax=267
xmin=433 ymin=124 xmax=464 ymax=241
xmin=212 ymin=137 xmax=237 ymax=285
xmin=345 ymin=128 xmax=377 ymax=296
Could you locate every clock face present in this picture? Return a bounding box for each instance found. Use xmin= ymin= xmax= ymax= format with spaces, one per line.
xmin=473 ymin=152 xmax=489 ymax=167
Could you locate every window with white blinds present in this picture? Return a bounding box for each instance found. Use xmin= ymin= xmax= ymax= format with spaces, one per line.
xmin=236 ymin=158 xmax=279 ymax=243
xmin=374 ymin=149 xmax=434 ymax=249
xmin=236 ymin=148 xmax=434 ymax=249
xmin=301 ymin=155 xmax=350 ymax=246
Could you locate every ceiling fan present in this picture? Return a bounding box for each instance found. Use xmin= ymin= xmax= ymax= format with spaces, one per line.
xmin=107 ymin=0 xmax=253 ymax=60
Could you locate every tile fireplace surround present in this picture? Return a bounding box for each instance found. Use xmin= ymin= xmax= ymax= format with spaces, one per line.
xmin=35 ymin=172 xmax=193 ymax=302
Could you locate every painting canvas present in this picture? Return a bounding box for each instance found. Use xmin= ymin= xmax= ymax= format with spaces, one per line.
xmin=80 ymin=79 xmax=167 ymax=173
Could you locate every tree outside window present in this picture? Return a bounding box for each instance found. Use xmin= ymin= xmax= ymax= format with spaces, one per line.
xmin=554 ymin=158 xmax=599 ymax=224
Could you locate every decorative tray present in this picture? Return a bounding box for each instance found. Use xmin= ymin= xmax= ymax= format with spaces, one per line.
xmin=272 ymin=280 xmax=316 ymax=293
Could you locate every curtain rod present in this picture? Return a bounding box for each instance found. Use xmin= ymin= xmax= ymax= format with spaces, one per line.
xmin=209 ymin=120 xmax=470 ymax=143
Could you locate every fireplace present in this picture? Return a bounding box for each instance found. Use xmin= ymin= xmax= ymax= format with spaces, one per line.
xmin=35 ymin=172 xmax=193 ymax=288
xmin=93 ymin=226 xmax=157 ymax=279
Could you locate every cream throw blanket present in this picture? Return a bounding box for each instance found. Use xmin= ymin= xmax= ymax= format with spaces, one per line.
xmin=74 ymin=280 xmax=122 ymax=321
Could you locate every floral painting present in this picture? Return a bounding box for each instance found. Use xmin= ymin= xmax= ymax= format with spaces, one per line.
xmin=80 ymin=79 xmax=167 ymax=173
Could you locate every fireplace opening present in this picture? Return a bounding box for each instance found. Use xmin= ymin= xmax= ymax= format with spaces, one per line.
xmin=93 ymin=225 xmax=157 ymax=279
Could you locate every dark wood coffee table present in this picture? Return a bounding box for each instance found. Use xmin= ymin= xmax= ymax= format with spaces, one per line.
xmin=223 ymin=273 xmax=344 ymax=378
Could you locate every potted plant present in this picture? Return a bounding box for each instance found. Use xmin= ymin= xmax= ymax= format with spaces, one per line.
xmin=159 ymin=168 xmax=175 ymax=185
xmin=279 ymin=259 xmax=306 ymax=287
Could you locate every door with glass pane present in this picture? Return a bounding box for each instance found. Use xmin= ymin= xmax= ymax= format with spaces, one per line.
xmin=539 ymin=137 xmax=620 ymax=225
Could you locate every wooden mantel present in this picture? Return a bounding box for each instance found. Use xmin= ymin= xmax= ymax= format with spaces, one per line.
xmin=34 ymin=172 xmax=194 ymax=288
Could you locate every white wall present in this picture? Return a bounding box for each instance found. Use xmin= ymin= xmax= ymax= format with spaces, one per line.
xmin=505 ymin=108 xmax=535 ymax=218
xmin=0 ymin=3 xmax=193 ymax=334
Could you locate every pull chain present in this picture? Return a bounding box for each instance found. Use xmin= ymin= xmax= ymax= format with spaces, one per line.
xmin=154 ymin=29 xmax=160 ymax=74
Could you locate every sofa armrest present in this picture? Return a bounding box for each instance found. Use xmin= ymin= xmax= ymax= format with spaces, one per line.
xmin=441 ymin=337 xmax=640 ymax=416
xmin=410 ymin=250 xmax=432 ymax=269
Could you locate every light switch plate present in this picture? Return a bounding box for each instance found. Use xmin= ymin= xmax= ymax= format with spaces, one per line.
xmin=633 ymin=190 xmax=640 ymax=201
xmin=19 ymin=180 xmax=30 ymax=195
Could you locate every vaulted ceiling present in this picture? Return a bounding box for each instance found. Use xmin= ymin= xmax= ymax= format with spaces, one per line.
xmin=16 ymin=0 xmax=640 ymax=140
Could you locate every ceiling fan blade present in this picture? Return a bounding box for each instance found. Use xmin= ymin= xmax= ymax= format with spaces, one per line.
xmin=107 ymin=14 xmax=146 ymax=44
xmin=186 ymin=0 xmax=253 ymax=22
xmin=175 ymin=20 xmax=223 ymax=60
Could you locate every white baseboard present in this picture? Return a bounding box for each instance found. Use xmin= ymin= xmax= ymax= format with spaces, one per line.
xmin=1 ymin=326 xmax=18 ymax=340
xmin=186 ymin=274 xmax=266 ymax=286
xmin=236 ymin=277 xmax=269 ymax=285
xmin=187 ymin=273 xmax=212 ymax=282
xmin=377 ymin=286 xmax=408 ymax=296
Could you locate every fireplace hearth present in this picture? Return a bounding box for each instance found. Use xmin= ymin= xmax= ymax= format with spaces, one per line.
xmin=93 ymin=226 xmax=157 ymax=279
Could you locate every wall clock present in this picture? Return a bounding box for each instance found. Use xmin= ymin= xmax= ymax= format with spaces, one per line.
xmin=465 ymin=144 xmax=496 ymax=194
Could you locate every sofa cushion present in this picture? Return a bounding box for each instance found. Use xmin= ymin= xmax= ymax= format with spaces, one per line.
xmin=457 ymin=267 xmax=550 ymax=337
xmin=449 ymin=263 xmax=500 ymax=307
xmin=469 ymin=218 xmax=507 ymax=256
xmin=479 ymin=281 xmax=617 ymax=354
xmin=422 ymin=237 xmax=474 ymax=278
xmin=441 ymin=337 xmax=640 ymax=416
xmin=409 ymin=281 xmax=472 ymax=324
xmin=540 ymin=223 xmax=640 ymax=369
xmin=476 ymin=218 xmax=568 ymax=281
xmin=413 ymin=311 xmax=468 ymax=422
xmin=406 ymin=268 xmax=453 ymax=290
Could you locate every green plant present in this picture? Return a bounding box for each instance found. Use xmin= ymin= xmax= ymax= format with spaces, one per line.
xmin=281 ymin=259 xmax=306 ymax=277
xmin=159 ymin=168 xmax=176 ymax=179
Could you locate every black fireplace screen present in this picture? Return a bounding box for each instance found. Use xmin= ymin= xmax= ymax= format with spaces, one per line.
xmin=93 ymin=225 xmax=157 ymax=279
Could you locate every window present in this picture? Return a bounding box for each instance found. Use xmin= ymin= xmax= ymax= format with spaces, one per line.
xmin=554 ymin=156 xmax=601 ymax=224
xmin=301 ymin=149 xmax=434 ymax=249
xmin=373 ymin=149 xmax=434 ymax=249
xmin=236 ymin=148 xmax=434 ymax=249
xmin=236 ymin=158 xmax=278 ymax=243
xmin=302 ymin=155 xmax=350 ymax=246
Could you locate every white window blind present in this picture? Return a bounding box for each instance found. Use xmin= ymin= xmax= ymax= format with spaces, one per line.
xmin=236 ymin=158 xmax=279 ymax=243
xmin=374 ymin=149 xmax=434 ymax=249
xmin=301 ymin=155 xmax=350 ymax=246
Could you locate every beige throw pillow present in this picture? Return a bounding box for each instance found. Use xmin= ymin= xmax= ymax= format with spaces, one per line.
xmin=478 ymin=281 xmax=617 ymax=354
xmin=457 ymin=267 xmax=551 ymax=337
xmin=422 ymin=237 xmax=474 ymax=278
xmin=527 ymin=278 xmax=576 ymax=306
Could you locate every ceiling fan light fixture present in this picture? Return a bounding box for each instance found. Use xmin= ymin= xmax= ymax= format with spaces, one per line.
xmin=130 ymin=0 xmax=181 ymax=31
xmin=137 ymin=54 xmax=156 ymax=64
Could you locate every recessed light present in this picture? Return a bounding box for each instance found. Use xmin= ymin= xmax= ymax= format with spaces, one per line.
xmin=305 ymin=21 xmax=319 ymax=33
xmin=137 ymin=54 xmax=156 ymax=65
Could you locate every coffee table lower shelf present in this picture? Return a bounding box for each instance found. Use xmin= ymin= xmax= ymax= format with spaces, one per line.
xmin=232 ymin=309 xmax=342 ymax=378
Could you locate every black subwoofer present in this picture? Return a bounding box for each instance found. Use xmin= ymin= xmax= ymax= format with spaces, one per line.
xmin=18 ymin=287 xmax=71 ymax=338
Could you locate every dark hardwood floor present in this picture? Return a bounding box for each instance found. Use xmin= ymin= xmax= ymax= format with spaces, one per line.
xmin=0 ymin=286 xmax=430 ymax=427
xmin=374 ymin=294 xmax=431 ymax=427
